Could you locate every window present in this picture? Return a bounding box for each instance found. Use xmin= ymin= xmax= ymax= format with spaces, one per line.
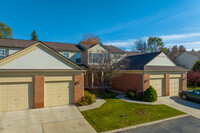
xmin=89 ymin=53 xmax=110 ymax=64
xmin=0 ymin=49 xmax=5 ymax=59
xmin=116 ymin=54 xmax=121 ymax=59
xmin=63 ymin=52 xmax=69 ymax=58
xmin=76 ymin=53 xmax=81 ymax=63
xmin=92 ymin=53 xmax=98 ymax=63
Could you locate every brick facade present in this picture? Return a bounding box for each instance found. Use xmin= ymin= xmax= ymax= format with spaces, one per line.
xmin=34 ymin=75 xmax=44 ymax=108
xmin=112 ymin=73 xmax=143 ymax=99
xmin=164 ymin=73 xmax=170 ymax=96
xmin=74 ymin=74 xmax=84 ymax=103
xmin=182 ymin=73 xmax=187 ymax=91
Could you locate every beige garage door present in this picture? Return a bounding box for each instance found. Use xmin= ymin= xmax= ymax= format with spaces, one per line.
xmin=150 ymin=79 xmax=164 ymax=96
xmin=0 ymin=82 xmax=34 ymax=111
xmin=170 ymin=78 xmax=181 ymax=96
xmin=45 ymin=81 xmax=73 ymax=107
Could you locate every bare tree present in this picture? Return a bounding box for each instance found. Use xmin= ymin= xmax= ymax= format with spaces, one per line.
xmin=88 ymin=50 xmax=130 ymax=93
xmin=135 ymin=39 xmax=147 ymax=53
xmin=80 ymin=33 xmax=101 ymax=44
xmin=169 ymin=45 xmax=186 ymax=61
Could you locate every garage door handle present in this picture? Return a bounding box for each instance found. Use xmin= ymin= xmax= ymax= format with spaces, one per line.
xmin=15 ymin=99 xmax=17 ymax=101
xmin=58 ymin=96 xmax=60 ymax=97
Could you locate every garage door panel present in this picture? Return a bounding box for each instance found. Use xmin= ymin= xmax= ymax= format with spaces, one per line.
xmin=45 ymin=81 xmax=73 ymax=107
xmin=170 ymin=78 xmax=181 ymax=96
xmin=150 ymin=79 xmax=164 ymax=96
xmin=0 ymin=82 xmax=34 ymax=111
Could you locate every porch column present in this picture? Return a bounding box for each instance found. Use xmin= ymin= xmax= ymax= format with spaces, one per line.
xmin=92 ymin=71 xmax=94 ymax=88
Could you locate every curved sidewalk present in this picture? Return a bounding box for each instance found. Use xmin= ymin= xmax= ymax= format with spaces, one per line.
xmin=78 ymin=97 xmax=106 ymax=111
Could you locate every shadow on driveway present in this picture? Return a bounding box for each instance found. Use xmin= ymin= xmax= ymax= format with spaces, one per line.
xmin=169 ymin=96 xmax=200 ymax=110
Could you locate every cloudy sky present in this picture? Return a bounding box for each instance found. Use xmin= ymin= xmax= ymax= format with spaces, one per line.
xmin=1 ymin=0 xmax=200 ymax=51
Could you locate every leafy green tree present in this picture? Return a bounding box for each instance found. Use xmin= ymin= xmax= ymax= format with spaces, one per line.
xmin=31 ymin=30 xmax=39 ymax=41
xmin=192 ymin=61 xmax=200 ymax=71
xmin=147 ymin=37 xmax=164 ymax=52
xmin=0 ymin=22 xmax=13 ymax=38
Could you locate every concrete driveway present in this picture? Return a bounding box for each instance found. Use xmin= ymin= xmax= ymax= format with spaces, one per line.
xmin=0 ymin=105 xmax=96 ymax=133
xmin=157 ymin=96 xmax=200 ymax=118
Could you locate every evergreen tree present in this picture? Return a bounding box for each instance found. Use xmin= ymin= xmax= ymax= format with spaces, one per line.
xmin=31 ymin=30 xmax=39 ymax=41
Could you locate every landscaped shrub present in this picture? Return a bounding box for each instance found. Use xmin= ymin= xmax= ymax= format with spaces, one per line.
xmin=76 ymin=91 xmax=96 ymax=106
xmin=126 ymin=90 xmax=137 ymax=100
xmin=143 ymin=86 xmax=157 ymax=102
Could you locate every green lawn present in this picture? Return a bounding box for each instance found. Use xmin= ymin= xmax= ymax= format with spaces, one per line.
xmin=81 ymin=91 xmax=185 ymax=132
xmin=187 ymin=85 xmax=200 ymax=90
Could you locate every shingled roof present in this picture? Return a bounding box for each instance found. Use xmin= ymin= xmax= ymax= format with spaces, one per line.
xmin=117 ymin=52 xmax=188 ymax=71
xmin=0 ymin=38 xmax=125 ymax=53
xmin=0 ymin=38 xmax=82 ymax=52
xmin=187 ymin=51 xmax=200 ymax=58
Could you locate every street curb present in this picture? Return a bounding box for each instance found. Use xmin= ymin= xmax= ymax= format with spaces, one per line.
xmin=101 ymin=114 xmax=189 ymax=133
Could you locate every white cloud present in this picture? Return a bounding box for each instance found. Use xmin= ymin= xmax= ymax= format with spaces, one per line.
xmin=165 ymin=41 xmax=200 ymax=51
xmin=103 ymin=32 xmax=200 ymax=51
xmin=160 ymin=32 xmax=200 ymax=41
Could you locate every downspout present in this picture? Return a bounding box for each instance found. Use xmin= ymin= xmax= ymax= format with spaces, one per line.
xmin=142 ymin=71 xmax=144 ymax=96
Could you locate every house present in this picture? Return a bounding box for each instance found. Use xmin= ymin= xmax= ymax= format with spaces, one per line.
xmin=175 ymin=51 xmax=200 ymax=70
xmin=112 ymin=52 xmax=188 ymax=98
xmin=0 ymin=38 xmax=125 ymax=111
xmin=0 ymin=38 xmax=188 ymax=111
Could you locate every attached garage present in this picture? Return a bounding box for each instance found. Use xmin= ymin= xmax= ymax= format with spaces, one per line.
xmin=112 ymin=52 xmax=188 ymax=99
xmin=0 ymin=43 xmax=85 ymax=112
xmin=0 ymin=77 xmax=34 ymax=111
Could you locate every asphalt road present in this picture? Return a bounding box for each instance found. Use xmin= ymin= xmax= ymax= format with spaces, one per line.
xmin=117 ymin=116 xmax=200 ymax=133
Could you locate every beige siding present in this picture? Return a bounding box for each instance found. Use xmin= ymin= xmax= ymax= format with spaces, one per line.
xmin=175 ymin=52 xmax=198 ymax=70
xmin=0 ymin=45 xmax=77 ymax=69
xmin=8 ymin=48 xmax=22 ymax=55
xmin=88 ymin=44 xmax=108 ymax=53
xmin=147 ymin=53 xmax=175 ymax=66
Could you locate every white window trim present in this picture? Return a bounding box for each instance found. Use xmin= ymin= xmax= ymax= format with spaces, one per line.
xmin=63 ymin=52 xmax=69 ymax=58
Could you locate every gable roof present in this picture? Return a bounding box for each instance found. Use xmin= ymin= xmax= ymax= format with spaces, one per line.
xmin=187 ymin=51 xmax=200 ymax=58
xmin=79 ymin=43 xmax=125 ymax=53
xmin=0 ymin=42 xmax=85 ymax=70
xmin=117 ymin=52 xmax=187 ymax=71
xmin=118 ymin=52 xmax=161 ymax=70
xmin=0 ymin=38 xmax=82 ymax=52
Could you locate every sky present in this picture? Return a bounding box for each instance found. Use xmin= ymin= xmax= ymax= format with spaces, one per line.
xmin=1 ymin=0 xmax=200 ymax=51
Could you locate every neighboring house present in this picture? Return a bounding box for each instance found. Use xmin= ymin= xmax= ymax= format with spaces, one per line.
xmin=175 ymin=51 xmax=200 ymax=70
xmin=0 ymin=38 xmax=188 ymax=112
xmin=112 ymin=52 xmax=188 ymax=98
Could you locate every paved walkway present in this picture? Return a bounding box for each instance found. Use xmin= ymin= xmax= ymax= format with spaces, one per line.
xmin=78 ymin=97 xmax=106 ymax=111
xmin=116 ymin=94 xmax=161 ymax=105
xmin=0 ymin=105 xmax=96 ymax=133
